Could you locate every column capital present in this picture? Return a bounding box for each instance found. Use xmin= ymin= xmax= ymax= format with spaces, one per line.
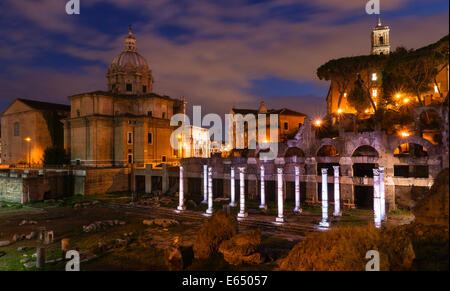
xmin=238 ymin=167 xmax=246 ymax=173
xmin=333 ymin=165 xmax=340 ymax=171
xmin=277 ymin=167 xmax=283 ymax=174
xmin=321 ymin=168 xmax=328 ymax=175
xmin=378 ymin=166 xmax=385 ymax=173
xmin=373 ymin=168 xmax=380 ymax=176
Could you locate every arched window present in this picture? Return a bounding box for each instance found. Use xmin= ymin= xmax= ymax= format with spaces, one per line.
xmin=14 ymin=122 xmax=20 ymax=136
xmin=379 ymin=36 xmax=384 ymax=45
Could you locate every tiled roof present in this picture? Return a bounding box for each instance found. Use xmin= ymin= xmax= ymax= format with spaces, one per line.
xmin=18 ymin=99 xmax=70 ymax=112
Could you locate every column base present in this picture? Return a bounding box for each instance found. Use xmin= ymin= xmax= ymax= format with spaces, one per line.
xmin=177 ymin=206 xmax=186 ymax=211
xmin=276 ymin=217 xmax=285 ymax=223
xmin=229 ymin=202 xmax=237 ymax=207
xmin=293 ymin=207 xmax=303 ymax=213
xmin=205 ymin=208 xmax=214 ymax=216
xmin=237 ymin=212 xmax=248 ymax=218
xmin=319 ymin=221 xmax=330 ymax=228
xmin=201 ymin=200 xmax=207 ymax=204
xmin=333 ymin=212 xmax=342 ymax=217
xmin=259 ymin=204 xmax=266 ymax=209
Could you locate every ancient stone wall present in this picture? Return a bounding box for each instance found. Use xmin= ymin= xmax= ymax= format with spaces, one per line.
xmin=83 ymin=168 xmax=131 ymax=195
xmin=0 ymin=174 xmax=23 ymax=203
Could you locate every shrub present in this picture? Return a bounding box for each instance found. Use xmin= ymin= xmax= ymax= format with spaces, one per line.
xmin=279 ymin=225 xmax=415 ymax=271
xmin=193 ymin=211 xmax=237 ymax=259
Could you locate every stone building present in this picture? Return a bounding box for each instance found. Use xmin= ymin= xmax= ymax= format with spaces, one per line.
xmin=229 ymin=102 xmax=306 ymax=149
xmin=325 ymin=21 xmax=449 ymax=117
xmin=371 ymin=18 xmax=390 ymax=55
xmin=64 ymin=27 xmax=184 ymax=167
xmin=0 ymin=99 xmax=70 ymax=166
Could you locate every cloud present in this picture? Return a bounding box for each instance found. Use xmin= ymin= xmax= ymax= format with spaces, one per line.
xmin=0 ymin=0 xmax=448 ymax=119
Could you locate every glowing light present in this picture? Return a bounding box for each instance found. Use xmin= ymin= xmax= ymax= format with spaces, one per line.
xmin=372 ymin=89 xmax=378 ymax=97
xmin=372 ymin=73 xmax=378 ymax=81
xmin=24 ymin=137 xmax=32 ymax=142
xmin=403 ymin=98 xmax=410 ymax=104
xmin=400 ymin=131 xmax=410 ymax=137
xmin=434 ymin=85 xmax=439 ymax=93
xmin=337 ymin=109 xmax=343 ymax=114
xmin=314 ymin=120 xmax=322 ymax=127
xmin=365 ymin=109 xmax=370 ymax=113
xmin=395 ymin=94 xmax=402 ymax=99
xmin=344 ymin=93 xmax=348 ymax=98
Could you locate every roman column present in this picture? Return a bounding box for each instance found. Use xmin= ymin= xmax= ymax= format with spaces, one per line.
xmin=177 ymin=166 xmax=186 ymax=211
xmin=205 ymin=167 xmax=214 ymax=216
xmin=373 ymin=169 xmax=381 ymax=228
xmin=237 ymin=167 xmax=248 ymax=219
xmin=259 ymin=165 xmax=266 ymax=209
xmin=276 ymin=168 xmax=285 ymax=223
xmin=333 ymin=166 xmax=341 ymax=216
xmin=229 ymin=167 xmax=236 ymax=207
xmin=294 ymin=166 xmax=301 ymax=213
xmin=202 ymin=165 xmax=207 ymax=204
xmin=379 ymin=166 xmax=386 ymax=221
xmin=319 ymin=168 xmax=330 ymax=228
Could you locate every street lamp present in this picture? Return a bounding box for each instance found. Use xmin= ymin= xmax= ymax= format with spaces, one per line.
xmin=24 ymin=137 xmax=31 ymax=168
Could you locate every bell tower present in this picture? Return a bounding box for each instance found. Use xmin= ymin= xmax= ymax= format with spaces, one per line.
xmin=371 ymin=18 xmax=390 ymax=55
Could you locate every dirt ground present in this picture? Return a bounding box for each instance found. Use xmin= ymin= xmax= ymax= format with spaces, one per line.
xmin=0 ymin=195 xmax=413 ymax=271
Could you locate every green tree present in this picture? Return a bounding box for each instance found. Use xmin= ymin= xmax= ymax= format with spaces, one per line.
xmin=43 ymin=147 xmax=69 ymax=166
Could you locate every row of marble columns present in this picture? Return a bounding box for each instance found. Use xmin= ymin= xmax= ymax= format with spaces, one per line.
xmin=177 ymin=165 xmax=385 ymax=228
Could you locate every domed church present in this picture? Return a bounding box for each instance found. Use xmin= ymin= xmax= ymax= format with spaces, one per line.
xmin=64 ymin=27 xmax=184 ymax=168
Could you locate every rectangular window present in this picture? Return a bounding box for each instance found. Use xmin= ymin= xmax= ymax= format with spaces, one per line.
xmin=126 ymin=83 xmax=132 ymax=92
xmin=127 ymin=154 xmax=133 ymax=164
xmin=372 ymin=73 xmax=378 ymax=81
xmin=284 ymin=122 xmax=289 ymax=130
xmin=14 ymin=122 xmax=20 ymax=136
xmin=394 ymin=165 xmax=409 ymax=177
xmin=372 ymin=89 xmax=378 ymax=97
xmin=162 ymin=112 xmax=166 ymax=119
xmin=147 ymin=111 xmax=153 ymax=117
xmin=148 ymin=133 xmax=153 ymax=145
xmin=127 ymin=132 xmax=133 ymax=144
xmin=162 ymin=155 xmax=167 ymax=162
xmin=143 ymin=85 xmax=147 ymax=93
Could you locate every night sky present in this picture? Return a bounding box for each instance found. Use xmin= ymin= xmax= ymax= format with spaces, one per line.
xmin=0 ymin=0 xmax=448 ymax=119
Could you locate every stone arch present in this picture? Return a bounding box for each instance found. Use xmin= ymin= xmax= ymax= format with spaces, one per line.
xmin=394 ymin=143 xmax=429 ymax=158
xmin=352 ymin=145 xmax=379 ymax=158
xmin=284 ymin=147 xmax=306 ymax=158
xmin=391 ymin=136 xmax=436 ymax=156
xmin=317 ymin=145 xmax=340 ymax=157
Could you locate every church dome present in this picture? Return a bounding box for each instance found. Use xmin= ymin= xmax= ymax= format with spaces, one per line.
xmin=106 ymin=26 xmax=154 ymax=95
xmin=109 ymin=51 xmax=150 ymax=74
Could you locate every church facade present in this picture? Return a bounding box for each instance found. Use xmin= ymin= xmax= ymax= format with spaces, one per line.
xmin=64 ymin=28 xmax=184 ymax=168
